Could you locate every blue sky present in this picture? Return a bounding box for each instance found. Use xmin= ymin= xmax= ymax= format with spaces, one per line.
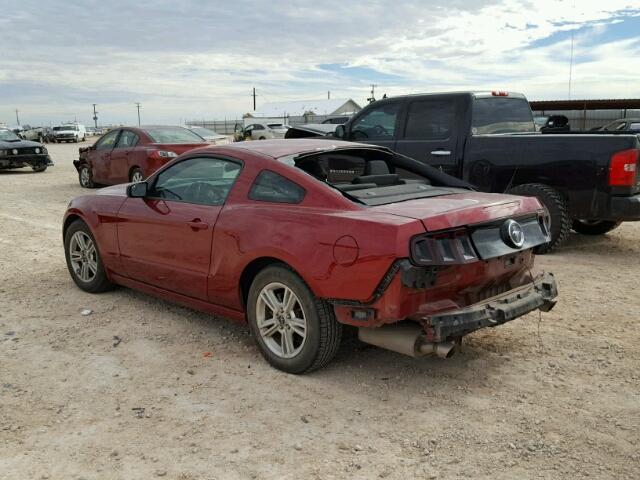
xmin=0 ymin=0 xmax=639 ymax=126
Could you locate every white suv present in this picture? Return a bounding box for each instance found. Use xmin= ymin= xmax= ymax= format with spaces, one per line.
xmin=52 ymin=124 xmax=87 ymax=143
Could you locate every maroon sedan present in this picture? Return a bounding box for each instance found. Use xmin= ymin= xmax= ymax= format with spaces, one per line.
xmin=73 ymin=126 xmax=206 ymax=187
xmin=63 ymin=139 xmax=557 ymax=373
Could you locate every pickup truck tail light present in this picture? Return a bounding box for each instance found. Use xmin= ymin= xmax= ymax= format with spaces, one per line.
xmin=609 ymin=149 xmax=638 ymax=186
xmin=410 ymin=229 xmax=478 ymax=266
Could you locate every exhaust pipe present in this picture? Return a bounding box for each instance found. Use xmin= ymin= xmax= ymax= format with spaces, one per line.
xmin=358 ymin=323 xmax=456 ymax=359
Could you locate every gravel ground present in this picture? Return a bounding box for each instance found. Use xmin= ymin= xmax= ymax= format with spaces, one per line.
xmin=1 ymin=141 xmax=639 ymax=480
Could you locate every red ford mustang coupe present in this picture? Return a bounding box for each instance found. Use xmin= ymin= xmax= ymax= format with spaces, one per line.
xmin=63 ymin=139 xmax=557 ymax=373
xmin=73 ymin=126 xmax=206 ymax=187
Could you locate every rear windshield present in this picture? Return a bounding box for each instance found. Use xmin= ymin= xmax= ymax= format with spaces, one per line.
xmin=54 ymin=125 xmax=77 ymax=131
xmin=472 ymin=98 xmax=535 ymax=134
xmin=282 ymin=148 xmax=469 ymax=206
xmin=146 ymin=127 xmax=205 ymax=144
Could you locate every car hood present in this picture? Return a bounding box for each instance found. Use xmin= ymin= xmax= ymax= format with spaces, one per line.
xmin=0 ymin=138 xmax=44 ymax=148
xmin=96 ymin=184 xmax=130 ymax=197
xmin=371 ymin=192 xmax=543 ymax=232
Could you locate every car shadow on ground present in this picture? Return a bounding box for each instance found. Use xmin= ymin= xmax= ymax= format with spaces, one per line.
xmin=0 ymin=170 xmax=46 ymax=175
xmin=555 ymin=230 xmax=639 ymax=257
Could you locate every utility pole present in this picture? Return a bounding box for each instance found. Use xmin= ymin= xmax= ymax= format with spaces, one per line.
xmin=15 ymin=109 xmax=20 ymax=125
xmin=327 ymin=91 xmax=330 ymax=100
xmin=367 ymin=84 xmax=377 ymax=104
xmin=92 ymin=104 xmax=98 ymax=128
xmin=135 ymin=103 xmax=141 ymax=126
xmin=252 ymin=88 xmax=257 ymax=111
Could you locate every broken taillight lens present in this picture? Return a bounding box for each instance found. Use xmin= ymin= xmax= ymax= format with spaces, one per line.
xmin=609 ymin=149 xmax=638 ymax=186
xmin=410 ymin=229 xmax=478 ymax=266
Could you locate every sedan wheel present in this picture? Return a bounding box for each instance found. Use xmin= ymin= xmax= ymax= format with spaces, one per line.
xmin=69 ymin=231 xmax=98 ymax=283
xmin=247 ymin=265 xmax=341 ymax=373
xmin=64 ymin=220 xmax=113 ymax=293
xmin=79 ymin=165 xmax=94 ymax=188
xmin=130 ymin=168 xmax=144 ymax=183
xmin=256 ymin=282 xmax=307 ymax=359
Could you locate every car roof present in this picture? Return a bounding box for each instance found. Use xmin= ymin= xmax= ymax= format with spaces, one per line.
xmin=214 ymin=139 xmax=387 ymax=159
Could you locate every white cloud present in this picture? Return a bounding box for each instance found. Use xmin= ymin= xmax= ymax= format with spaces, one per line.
xmin=0 ymin=0 xmax=638 ymax=125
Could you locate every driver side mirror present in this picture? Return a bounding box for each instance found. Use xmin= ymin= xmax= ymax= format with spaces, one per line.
xmin=127 ymin=181 xmax=148 ymax=198
xmin=334 ymin=124 xmax=346 ymax=139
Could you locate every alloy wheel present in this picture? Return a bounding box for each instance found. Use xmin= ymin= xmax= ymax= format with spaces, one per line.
xmin=131 ymin=170 xmax=144 ymax=183
xmin=69 ymin=231 xmax=98 ymax=283
xmin=256 ymin=282 xmax=307 ymax=359
xmin=80 ymin=167 xmax=90 ymax=187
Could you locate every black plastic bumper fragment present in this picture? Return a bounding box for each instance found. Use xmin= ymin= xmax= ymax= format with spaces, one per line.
xmin=424 ymin=272 xmax=558 ymax=342
xmin=399 ymin=260 xmax=438 ymax=289
xmin=608 ymin=194 xmax=640 ymax=220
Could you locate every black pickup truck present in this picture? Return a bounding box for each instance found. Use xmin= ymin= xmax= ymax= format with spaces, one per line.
xmin=321 ymin=91 xmax=640 ymax=252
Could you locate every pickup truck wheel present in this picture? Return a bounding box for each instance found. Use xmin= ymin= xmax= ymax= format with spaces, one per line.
xmin=508 ymin=183 xmax=569 ymax=254
xmin=247 ymin=265 xmax=342 ymax=374
xmin=78 ymin=164 xmax=95 ymax=188
xmin=64 ymin=220 xmax=114 ymax=293
xmin=572 ymin=219 xmax=621 ymax=235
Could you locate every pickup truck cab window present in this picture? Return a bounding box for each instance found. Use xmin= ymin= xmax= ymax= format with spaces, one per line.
xmin=350 ymin=102 xmax=400 ymax=141
xmin=472 ymin=97 xmax=535 ymax=135
xmin=404 ymin=100 xmax=455 ymax=140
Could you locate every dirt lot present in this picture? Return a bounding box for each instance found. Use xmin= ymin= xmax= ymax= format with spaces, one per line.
xmin=1 ymin=141 xmax=639 ymax=480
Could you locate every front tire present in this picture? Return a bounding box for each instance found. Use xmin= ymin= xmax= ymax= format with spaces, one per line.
xmin=247 ymin=265 xmax=342 ymax=374
xmin=572 ymin=219 xmax=621 ymax=235
xmin=78 ymin=164 xmax=95 ymax=188
xmin=64 ymin=220 xmax=114 ymax=293
xmin=508 ymin=183 xmax=570 ymax=254
xmin=32 ymin=164 xmax=47 ymax=172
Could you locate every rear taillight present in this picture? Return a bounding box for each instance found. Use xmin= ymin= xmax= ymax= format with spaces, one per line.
xmin=609 ymin=149 xmax=639 ymax=186
xmin=148 ymin=150 xmax=178 ymax=160
xmin=491 ymin=91 xmax=509 ymax=96
xmin=411 ymin=229 xmax=478 ymax=266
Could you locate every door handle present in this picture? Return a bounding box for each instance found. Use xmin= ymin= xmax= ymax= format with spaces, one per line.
xmin=430 ymin=150 xmax=451 ymax=156
xmin=187 ymin=219 xmax=209 ymax=231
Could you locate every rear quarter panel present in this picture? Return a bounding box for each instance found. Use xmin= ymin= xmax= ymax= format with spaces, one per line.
xmin=205 ymin=152 xmax=425 ymax=310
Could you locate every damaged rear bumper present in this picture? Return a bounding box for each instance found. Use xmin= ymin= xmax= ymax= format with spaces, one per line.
xmin=422 ymin=272 xmax=557 ymax=342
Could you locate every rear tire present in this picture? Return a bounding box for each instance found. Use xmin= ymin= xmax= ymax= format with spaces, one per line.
xmin=64 ymin=220 xmax=114 ymax=293
xmin=129 ymin=167 xmax=144 ymax=183
xmin=247 ymin=265 xmax=342 ymax=374
xmin=572 ymin=219 xmax=621 ymax=235
xmin=508 ymin=183 xmax=569 ymax=254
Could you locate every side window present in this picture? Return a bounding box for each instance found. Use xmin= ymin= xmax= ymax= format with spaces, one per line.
xmin=629 ymin=122 xmax=640 ymax=130
xmin=254 ymin=124 xmax=264 ymax=130
xmin=95 ymin=130 xmax=119 ymax=150
xmin=116 ymin=130 xmax=139 ymax=148
xmin=249 ymin=170 xmax=306 ymax=204
xmin=350 ymin=102 xmax=400 ymax=140
xmin=404 ymin=100 xmax=455 ymax=140
xmin=152 ymin=157 xmax=241 ymax=206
